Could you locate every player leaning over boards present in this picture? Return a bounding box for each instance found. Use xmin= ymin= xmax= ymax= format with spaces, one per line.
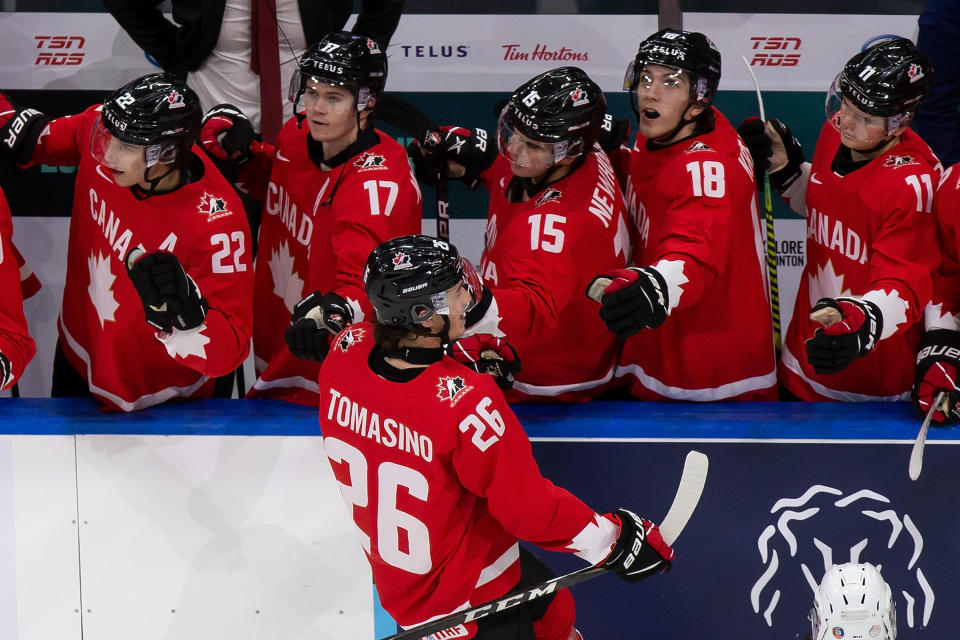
xmin=408 ymin=68 xmax=631 ymax=403
xmin=0 ymin=186 xmax=36 ymax=392
xmin=587 ymin=29 xmax=777 ymax=401
xmin=200 ymin=31 xmax=422 ymax=405
xmin=0 ymin=74 xmax=252 ymax=411
xmin=740 ymin=37 xmax=939 ymax=401
xmin=318 ymin=234 xmax=674 ymax=640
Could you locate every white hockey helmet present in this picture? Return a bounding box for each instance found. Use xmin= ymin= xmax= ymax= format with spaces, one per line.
xmin=810 ymin=563 xmax=896 ymax=640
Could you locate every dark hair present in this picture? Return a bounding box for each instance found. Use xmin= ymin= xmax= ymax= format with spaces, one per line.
xmin=373 ymin=321 xmax=432 ymax=351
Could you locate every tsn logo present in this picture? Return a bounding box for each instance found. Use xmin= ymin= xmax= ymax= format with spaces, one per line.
xmin=34 ymin=35 xmax=85 ymax=66
xmin=749 ymin=36 xmax=801 ymax=67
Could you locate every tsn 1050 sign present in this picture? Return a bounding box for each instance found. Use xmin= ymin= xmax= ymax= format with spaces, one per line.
xmin=749 ymin=36 xmax=801 ymax=67
xmin=34 ymin=35 xmax=86 ymax=66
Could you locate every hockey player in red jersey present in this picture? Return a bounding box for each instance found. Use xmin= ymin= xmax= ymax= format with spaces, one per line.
xmin=200 ymin=31 xmax=422 ymax=405
xmin=408 ymin=67 xmax=631 ymax=402
xmin=0 ymin=74 xmax=253 ymax=411
xmin=0 ymin=186 xmax=36 ymax=391
xmin=320 ymin=235 xmax=674 ymax=640
xmin=741 ymin=37 xmax=939 ymax=401
xmin=588 ymin=29 xmax=777 ymax=401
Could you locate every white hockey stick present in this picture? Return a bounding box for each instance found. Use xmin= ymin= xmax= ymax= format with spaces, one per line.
xmin=379 ymin=450 xmax=709 ymax=640
xmin=909 ymin=390 xmax=946 ymax=481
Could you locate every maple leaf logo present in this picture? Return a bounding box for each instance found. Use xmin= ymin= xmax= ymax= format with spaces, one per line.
xmin=87 ymin=251 xmax=119 ymax=328
xmin=392 ymin=251 xmax=412 ymax=270
xmin=883 ymin=155 xmax=918 ymax=168
xmin=354 ymin=153 xmax=386 ymax=169
xmin=336 ymin=327 xmax=365 ymax=353
xmin=160 ymin=326 xmax=211 ymax=360
xmin=808 ymin=259 xmax=852 ymax=308
xmin=437 ymin=375 xmax=472 ymax=406
xmin=268 ymin=240 xmax=304 ymax=312
xmin=166 ymin=90 xmax=185 ymax=109
xmin=685 ymin=141 xmax=711 ymax=153
xmin=198 ymin=193 xmax=230 ymax=220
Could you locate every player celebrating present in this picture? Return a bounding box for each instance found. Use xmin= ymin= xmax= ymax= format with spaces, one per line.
xmin=0 ymin=74 xmax=253 ymax=411
xmin=409 ymin=67 xmax=631 ymax=402
xmin=201 ymin=31 xmax=422 ymax=404
xmin=319 ymin=235 xmax=674 ymax=640
xmin=0 ymin=186 xmax=36 ymax=392
xmin=743 ymin=37 xmax=938 ymax=401
xmin=809 ymin=563 xmax=896 ymax=640
xmin=588 ymin=29 xmax=776 ymax=401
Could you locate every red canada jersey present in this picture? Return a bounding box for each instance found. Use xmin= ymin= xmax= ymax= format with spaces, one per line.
xmin=779 ymin=123 xmax=940 ymax=401
xmin=0 ymin=187 xmax=36 ymax=390
xmin=925 ymin=162 xmax=960 ymax=333
xmin=244 ymin=119 xmax=422 ymax=405
xmin=611 ymin=109 xmax=777 ymax=401
xmin=476 ymin=146 xmax=630 ymax=402
xmin=27 ymin=105 xmax=253 ymax=411
xmin=318 ymin=323 xmax=617 ymax=630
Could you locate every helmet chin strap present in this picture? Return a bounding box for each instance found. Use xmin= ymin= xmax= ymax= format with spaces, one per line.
xmin=650 ymin=103 xmax=700 ymax=145
xmin=131 ymin=162 xmax=180 ymax=200
xmin=383 ymin=316 xmax=450 ymax=365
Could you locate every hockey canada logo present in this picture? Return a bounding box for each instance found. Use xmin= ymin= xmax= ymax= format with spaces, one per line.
xmin=437 ymin=375 xmax=472 ymax=406
xmin=534 ymin=188 xmax=562 ymax=207
xmin=336 ymin=327 xmax=365 ymax=353
xmin=166 ymin=90 xmax=185 ymax=109
xmin=570 ymin=87 xmax=589 ymax=107
xmin=883 ymin=155 xmax=918 ymax=168
xmin=366 ymin=38 xmax=382 ymax=55
xmin=908 ymin=63 xmax=924 ymax=83
xmin=354 ymin=152 xmax=386 ymax=169
xmin=749 ymin=484 xmax=934 ymax=630
xmin=392 ymin=251 xmax=413 ymax=270
xmin=685 ymin=141 xmax=712 ymax=153
xmin=425 ymin=625 xmax=470 ymax=640
xmin=198 ymin=193 xmax=231 ymax=221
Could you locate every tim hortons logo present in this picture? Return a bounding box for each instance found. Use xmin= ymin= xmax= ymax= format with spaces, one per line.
xmin=749 ymin=36 xmax=801 ymax=67
xmin=749 ymin=484 xmax=934 ymax=630
xmin=34 ymin=35 xmax=85 ymax=66
xmin=501 ymin=44 xmax=589 ymax=62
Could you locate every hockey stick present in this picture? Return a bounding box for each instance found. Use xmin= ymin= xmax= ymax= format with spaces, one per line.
xmin=909 ymin=390 xmax=946 ymax=481
xmin=374 ymin=95 xmax=450 ymax=241
xmin=379 ymin=450 xmax=709 ymax=640
xmin=741 ymin=56 xmax=782 ymax=352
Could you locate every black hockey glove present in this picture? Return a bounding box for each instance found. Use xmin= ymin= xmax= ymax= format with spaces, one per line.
xmin=736 ymin=117 xmax=805 ymax=192
xmin=0 ymin=351 xmax=11 ymax=390
xmin=200 ymin=104 xmax=255 ymax=163
xmin=285 ymin=290 xmax=353 ymax=362
xmin=805 ymin=297 xmax=882 ymax=375
xmin=408 ymin=126 xmax=497 ymax=190
xmin=600 ymin=509 xmax=674 ymax=583
xmin=587 ymin=267 xmax=669 ymax=339
xmin=126 ymin=250 xmax=209 ymax=332
xmin=913 ymin=329 xmax=960 ymax=426
xmin=766 ymin=118 xmax=805 ymax=192
xmin=736 ymin=117 xmax=772 ymax=184
xmin=448 ymin=334 xmax=521 ymax=391
xmin=0 ymin=93 xmax=49 ymax=167
xmin=597 ymin=113 xmax=631 ymax=153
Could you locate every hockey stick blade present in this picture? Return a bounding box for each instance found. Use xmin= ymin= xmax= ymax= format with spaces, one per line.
xmin=909 ymin=390 xmax=946 ymax=481
xmin=379 ymin=450 xmax=708 ymax=640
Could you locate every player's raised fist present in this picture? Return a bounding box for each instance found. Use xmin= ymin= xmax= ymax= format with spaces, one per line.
xmin=588 ymin=267 xmax=669 ymax=339
xmin=126 ymin=249 xmax=208 ymax=332
xmin=285 ymin=291 xmax=353 ymax=362
xmin=600 ymin=509 xmax=674 ymax=583
xmin=200 ymin=104 xmax=255 ymax=163
xmin=448 ymin=334 xmax=521 ymax=390
xmin=806 ymin=297 xmax=882 ymax=374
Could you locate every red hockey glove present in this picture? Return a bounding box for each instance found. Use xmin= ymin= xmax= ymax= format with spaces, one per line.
xmin=914 ymin=329 xmax=960 ymax=426
xmin=448 ymin=334 xmax=521 ymax=390
xmin=600 ymin=509 xmax=674 ymax=583
xmin=0 ymin=352 xmax=11 ymax=390
xmin=587 ymin=267 xmax=668 ymax=339
xmin=408 ymin=125 xmax=496 ymax=190
xmin=285 ymin=291 xmax=353 ymax=362
xmin=200 ymin=104 xmax=255 ymax=163
xmin=805 ymin=297 xmax=882 ymax=374
xmin=126 ymin=249 xmax=208 ymax=332
xmin=597 ymin=113 xmax=630 ymax=152
xmin=0 ymin=92 xmax=48 ymax=166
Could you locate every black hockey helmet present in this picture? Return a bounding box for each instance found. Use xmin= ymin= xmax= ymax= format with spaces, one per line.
xmin=835 ymin=37 xmax=932 ymax=118
xmin=625 ymin=29 xmax=722 ymax=106
xmin=290 ymin=30 xmax=388 ymax=113
xmin=497 ymin=66 xmax=606 ymax=166
xmin=364 ymin=235 xmax=481 ymax=330
xmin=92 ymin=73 xmax=201 ymax=167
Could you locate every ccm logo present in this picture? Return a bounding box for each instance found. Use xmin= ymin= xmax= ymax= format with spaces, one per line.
xmin=34 ymin=35 xmax=85 ymax=66
xmin=749 ymin=36 xmax=801 ymax=67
